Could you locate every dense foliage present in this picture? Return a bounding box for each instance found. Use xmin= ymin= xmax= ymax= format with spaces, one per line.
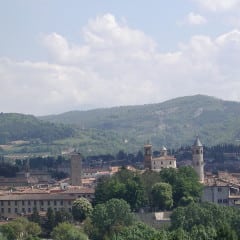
xmin=94 ymin=167 xmax=202 ymax=211
xmin=94 ymin=168 xmax=147 ymax=211
xmin=0 ymin=113 xmax=75 ymax=144
xmin=170 ymin=202 xmax=240 ymax=239
xmin=72 ymin=197 xmax=93 ymax=221
xmin=0 ymin=218 xmax=41 ymax=240
xmin=51 ymin=222 xmax=88 ymax=240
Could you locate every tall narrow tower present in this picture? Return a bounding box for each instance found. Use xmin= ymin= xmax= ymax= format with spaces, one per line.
xmin=192 ymin=136 xmax=204 ymax=182
xmin=144 ymin=143 xmax=152 ymax=169
xmin=70 ymin=151 xmax=82 ymax=186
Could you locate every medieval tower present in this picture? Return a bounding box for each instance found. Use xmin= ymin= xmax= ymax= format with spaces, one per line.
xmin=70 ymin=151 xmax=82 ymax=186
xmin=192 ymin=136 xmax=204 ymax=182
xmin=144 ymin=143 xmax=152 ymax=169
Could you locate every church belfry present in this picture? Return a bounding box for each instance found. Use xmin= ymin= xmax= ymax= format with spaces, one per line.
xmin=192 ymin=136 xmax=204 ymax=182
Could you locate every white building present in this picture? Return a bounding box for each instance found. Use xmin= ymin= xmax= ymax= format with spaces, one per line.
xmin=144 ymin=145 xmax=176 ymax=172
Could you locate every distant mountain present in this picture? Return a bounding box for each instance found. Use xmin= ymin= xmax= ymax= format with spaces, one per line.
xmin=0 ymin=113 xmax=75 ymax=144
xmin=40 ymin=95 xmax=240 ymax=149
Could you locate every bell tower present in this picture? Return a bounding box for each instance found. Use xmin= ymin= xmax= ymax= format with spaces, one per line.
xmin=192 ymin=136 xmax=204 ymax=182
xmin=144 ymin=143 xmax=152 ymax=169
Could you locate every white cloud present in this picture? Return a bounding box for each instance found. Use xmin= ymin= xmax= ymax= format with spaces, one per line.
xmin=1 ymin=14 xmax=240 ymax=115
xmin=179 ymin=12 xmax=207 ymax=26
xmin=193 ymin=0 xmax=240 ymax=11
xmin=186 ymin=12 xmax=207 ymax=25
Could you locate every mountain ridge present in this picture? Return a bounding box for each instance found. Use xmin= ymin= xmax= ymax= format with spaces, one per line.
xmin=39 ymin=94 xmax=240 ymax=149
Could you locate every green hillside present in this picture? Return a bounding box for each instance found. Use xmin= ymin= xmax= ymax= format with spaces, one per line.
xmin=40 ymin=95 xmax=240 ymax=150
xmin=0 ymin=113 xmax=75 ymax=144
xmin=2 ymin=95 xmax=240 ymax=157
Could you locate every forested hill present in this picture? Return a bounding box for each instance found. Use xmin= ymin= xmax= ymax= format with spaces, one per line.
xmin=40 ymin=95 xmax=240 ymax=148
xmin=0 ymin=113 xmax=75 ymax=144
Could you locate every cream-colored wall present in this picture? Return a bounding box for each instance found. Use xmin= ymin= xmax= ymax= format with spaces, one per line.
xmin=151 ymin=159 xmax=176 ymax=172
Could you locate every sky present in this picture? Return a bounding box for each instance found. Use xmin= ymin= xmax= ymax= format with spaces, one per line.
xmin=1 ymin=0 xmax=240 ymax=115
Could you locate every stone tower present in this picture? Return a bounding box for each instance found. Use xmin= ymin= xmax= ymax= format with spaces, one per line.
xmin=70 ymin=151 xmax=82 ymax=186
xmin=192 ymin=136 xmax=204 ymax=182
xmin=144 ymin=143 xmax=152 ymax=169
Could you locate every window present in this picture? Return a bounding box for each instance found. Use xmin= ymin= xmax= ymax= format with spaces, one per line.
xmin=217 ymin=187 xmax=222 ymax=192
xmin=34 ymin=200 xmax=37 ymax=206
xmin=196 ymin=150 xmax=199 ymax=154
xmin=170 ymin=161 xmax=172 ymax=165
xmin=161 ymin=161 xmax=163 ymax=165
xmin=28 ymin=208 xmax=31 ymax=213
xmin=15 ymin=201 xmax=18 ymax=206
xmin=8 ymin=201 xmax=10 ymax=206
xmin=223 ymin=199 xmax=228 ymax=203
xmin=218 ymin=199 xmax=222 ymax=203
xmin=1 ymin=208 xmax=4 ymax=213
xmin=48 ymin=201 xmax=50 ymax=206
xmin=0 ymin=201 xmax=3 ymax=206
xmin=40 ymin=200 xmax=43 ymax=206
xmin=22 ymin=208 xmax=25 ymax=213
xmin=28 ymin=200 xmax=31 ymax=205
xmin=22 ymin=200 xmax=25 ymax=206
xmin=15 ymin=208 xmax=18 ymax=213
xmin=60 ymin=200 xmax=63 ymax=206
xmin=54 ymin=200 xmax=57 ymax=206
xmin=8 ymin=208 xmax=11 ymax=213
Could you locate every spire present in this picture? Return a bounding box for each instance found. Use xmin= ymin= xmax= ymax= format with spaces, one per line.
xmin=193 ymin=136 xmax=203 ymax=147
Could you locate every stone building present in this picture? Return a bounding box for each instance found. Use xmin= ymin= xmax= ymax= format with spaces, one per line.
xmin=192 ymin=136 xmax=204 ymax=182
xmin=144 ymin=144 xmax=176 ymax=171
xmin=202 ymin=174 xmax=240 ymax=207
xmin=70 ymin=151 xmax=82 ymax=186
xmin=0 ymin=187 xmax=94 ymax=219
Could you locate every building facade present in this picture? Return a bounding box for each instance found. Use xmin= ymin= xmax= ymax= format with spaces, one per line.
xmin=144 ymin=145 xmax=176 ymax=172
xmin=0 ymin=187 xmax=94 ymax=219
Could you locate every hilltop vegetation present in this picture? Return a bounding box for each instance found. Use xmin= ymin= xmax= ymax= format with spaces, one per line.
xmin=2 ymin=95 xmax=240 ymax=156
xmin=0 ymin=113 xmax=75 ymax=144
xmin=41 ymin=95 xmax=240 ymax=150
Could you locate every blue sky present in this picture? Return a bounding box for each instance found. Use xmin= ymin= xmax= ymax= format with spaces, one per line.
xmin=1 ymin=0 xmax=240 ymax=115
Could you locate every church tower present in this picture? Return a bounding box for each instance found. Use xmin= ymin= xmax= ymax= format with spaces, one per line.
xmin=144 ymin=143 xmax=152 ymax=169
xmin=192 ymin=136 xmax=204 ymax=182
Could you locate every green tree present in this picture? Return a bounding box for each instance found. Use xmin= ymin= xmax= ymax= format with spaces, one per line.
xmin=29 ymin=208 xmax=40 ymax=224
xmin=160 ymin=166 xmax=203 ymax=206
xmin=94 ymin=169 xmax=146 ymax=211
xmin=170 ymin=202 xmax=240 ymax=239
xmin=170 ymin=228 xmax=191 ymax=240
xmin=51 ymin=222 xmax=88 ymax=240
xmin=91 ymin=198 xmax=134 ymax=239
xmin=44 ymin=208 xmax=56 ymax=232
xmin=216 ymin=224 xmax=238 ymax=240
xmin=55 ymin=209 xmax=72 ymax=224
xmin=1 ymin=218 xmax=41 ymax=240
xmin=151 ymin=182 xmax=173 ymax=210
xmin=116 ymin=222 xmax=167 ymax=240
xmin=72 ymin=197 xmax=93 ymax=222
